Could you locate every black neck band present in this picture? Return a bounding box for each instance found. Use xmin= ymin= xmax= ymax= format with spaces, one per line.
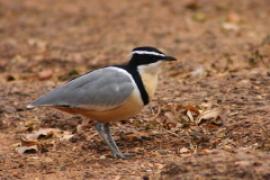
xmin=115 ymin=65 xmax=149 ymax=105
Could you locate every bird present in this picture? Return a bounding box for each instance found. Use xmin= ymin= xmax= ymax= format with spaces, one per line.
xmin=27 ymin=46 xmax=176 ymax=159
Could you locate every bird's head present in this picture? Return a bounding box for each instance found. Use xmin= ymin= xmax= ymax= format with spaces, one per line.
xmin=128 ymin=46 xmax=176 ymax=67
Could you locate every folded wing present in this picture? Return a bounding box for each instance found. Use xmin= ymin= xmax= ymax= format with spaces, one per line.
xmin=29 ymin=67 xmax=135 ymax=110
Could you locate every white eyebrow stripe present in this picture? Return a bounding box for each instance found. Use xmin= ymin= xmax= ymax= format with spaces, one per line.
xmin=132 ymin=50 xmax=165 ymax=57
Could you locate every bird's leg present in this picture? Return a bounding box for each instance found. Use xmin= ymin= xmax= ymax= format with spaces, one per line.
xmin=95 ymin=122 xmax=125 ymax=159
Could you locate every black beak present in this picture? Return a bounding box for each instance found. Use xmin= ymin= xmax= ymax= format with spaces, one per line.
xmin=162 ymin=55 xmax=177 ymax=61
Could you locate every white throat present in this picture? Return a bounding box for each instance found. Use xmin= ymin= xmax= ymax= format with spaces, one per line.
xmin=137 ymin=61 xmax=161 ymax=75
xmin=137 ymin=61 xmax=161 ymax=100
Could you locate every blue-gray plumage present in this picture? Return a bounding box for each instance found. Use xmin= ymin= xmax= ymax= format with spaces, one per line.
xmin=30 ymin=67 xmax=135 ymax=110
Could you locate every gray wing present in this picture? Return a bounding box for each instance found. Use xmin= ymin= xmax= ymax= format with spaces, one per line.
xmin=30 ymin=67 xmax=134 ymax=110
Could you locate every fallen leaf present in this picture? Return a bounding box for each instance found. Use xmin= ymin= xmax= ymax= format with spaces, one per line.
xmin=20 ymin=136 xmax=39 ymax=146
xmin=179 ymin=147 xmax=189 ymax=154
xmin=16 ymin=145 xmax=38 ymax=154
xmin=197 ymin=108 xmax=222 ymax=125
xmin=60 ymin=133 xmax=74 ymax=141
xmin=186 ymin=110 xmax=195 ymax=122
xmin=15 ymin=128 xmax=74 ymax=155
xmin=38 ymin=69 xmax=53 ymax=80
xmin=222 ymin=22 xmax=239 ymax=31
xmin=183 ymin=105 xmax=200 ymax=115
xmin=15 ymin=134 xmax=40 ymax=154
xmin=235 ymin=160 xmax=252 ymax=167
xmin=25 ymin=128 xmax=56 ymax=140
xmin=99 ymin=155 xmax=106 ymax=160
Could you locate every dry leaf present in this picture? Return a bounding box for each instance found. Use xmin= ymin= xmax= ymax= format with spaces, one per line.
xmin=15 ymin=128 xmax=74 ymax=155
xmin=16 ymin=145 xmax=38 ymax=154
xmin=26 ymin=128 xmax=74 ymax=141
xmin=196 ymin=108 xmax=222 ymax=125
xmin=38 ymin=69 xmax=53 ymax=80
xmin=20 ymin=136 xmax=39 ymax=146
xmin=184 ymin=105 xmax=200 ymax=115
xmin=15 ymin=134 xmax=40 ymax=154
xmin=222 ymin=22 xmax=239 ymax=31
xmin=235 ymin=160 xmax=251 ymax=167
xmin=179 ymin=147 xmax=189 ymax=154
xmin=25 ymin=128 xmax=56 ymax=140
xmin=186 ymin=110 xmax=195 ymax=122
xmin=184 ymin=105 xmax=200 ymax=123
xmin=60 ymin=132 xmax=74 ymax=141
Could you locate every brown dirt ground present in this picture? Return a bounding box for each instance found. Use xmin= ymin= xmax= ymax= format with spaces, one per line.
xmin=1 ymin=0 xmax=270 ymax=179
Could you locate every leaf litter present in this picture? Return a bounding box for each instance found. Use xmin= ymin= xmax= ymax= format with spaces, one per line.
xmin=15 ymin=128 xmax=74 ymax=154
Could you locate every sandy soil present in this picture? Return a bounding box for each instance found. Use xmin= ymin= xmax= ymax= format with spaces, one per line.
xmin=0 ymin=0 xmax=270 ymax=179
